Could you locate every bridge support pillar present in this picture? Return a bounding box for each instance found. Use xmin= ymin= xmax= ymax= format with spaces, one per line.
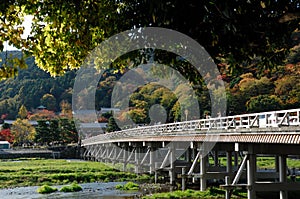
xmin=112 ymin=146 xmax=117 ymax=164
xmin=275 ymin=155 xmax=280 ymax=173
xmin=234 ymin=152 xmax=239 ymax=169
xmin=214 ymin=150 xmax=219 ymax=166
xmin=247 ymin=153 xmax=256 ymax=199
xmin=150 ymin=147 xmax=155 ymax=174
xmin=105 ymin=145 xmax=110 ymax=163
xmin=226 ymin=151 xmax=232 ymax=174
xmin=185 ymin=147 xmax=192 ymax=162
xmin=169 ymin=144 xmax=176 ymax=185
xmin=123 ymin=147 xmax=128 ymax=172
xmin=200 ymin=153 xmax=207 ymax=191
xmin=279 ymin=155 xmax=288 ymax=199
xmin=135 ymin=147 xmax=140 ymax=174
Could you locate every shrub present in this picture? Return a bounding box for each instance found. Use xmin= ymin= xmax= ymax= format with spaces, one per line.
xmin=60 ymin=183 xmax=83 ymax=192
xmin=116 ymin=182 xmax=139 ymax=190
xmin=37 ymin=185 xmax=58 ymax=194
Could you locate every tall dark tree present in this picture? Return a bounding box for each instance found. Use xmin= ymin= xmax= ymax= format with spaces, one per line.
xmin=35 ymin=120 xmax=50 ymax=145
xmin=106 ymin=116 xmax=121 ymax=132
xmin=59 ymin=118 xmax=78 ymax=144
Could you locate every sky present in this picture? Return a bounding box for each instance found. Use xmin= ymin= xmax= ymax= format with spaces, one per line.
xmin=3 ymin=15 xmax=33 ymax=51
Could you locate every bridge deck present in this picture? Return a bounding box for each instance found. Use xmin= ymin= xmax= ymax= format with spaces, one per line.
xmin=82 ymin=108 xmax=300 ymax=146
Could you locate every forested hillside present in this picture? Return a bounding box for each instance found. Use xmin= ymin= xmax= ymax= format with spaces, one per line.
xmin=0 ymin=51 xmax=122 ymax=120
xmin=0 ymin=51 xmax=75 ymax=119
xmin=1 ymin=50 xmax=300 ymax=121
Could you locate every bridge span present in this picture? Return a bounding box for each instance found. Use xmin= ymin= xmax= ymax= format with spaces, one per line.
xmin=81 ymin=108 xmax=300 ymax=199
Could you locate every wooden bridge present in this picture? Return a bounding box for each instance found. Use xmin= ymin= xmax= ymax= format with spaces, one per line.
xmin=81 ymin=108 xmax=300 ymax=199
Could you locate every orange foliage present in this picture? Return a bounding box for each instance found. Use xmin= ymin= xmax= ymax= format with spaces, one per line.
xmin=28 ymin=110 xmax=57 ymax=120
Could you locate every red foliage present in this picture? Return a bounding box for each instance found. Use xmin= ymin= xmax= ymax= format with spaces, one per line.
xmin=1 ymin=114 xmax=8 ymax=119
xmin=0 ymin=129 xmax=14 ymax=143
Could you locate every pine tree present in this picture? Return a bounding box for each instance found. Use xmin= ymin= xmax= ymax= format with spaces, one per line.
xmin=106 ymin=117 xmax=120 ymax=133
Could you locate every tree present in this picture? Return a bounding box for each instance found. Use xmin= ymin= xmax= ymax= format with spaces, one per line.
xmin=35 ymin=118 xmax=78 ymax=145
xmin=1 ymin=1 xmax=300 ymax=78
xmin=35 ymin=120 xmax=50 ymax=145
xmin=59 ymin=100 xmax=72 ymax=118
xmin=35 ymin=119 xmax=60 ymax=145
xmin=11 ymin=119 xmax=36 ymax=146
xmin=28 ymin=109 xmax=56 ymax=120
xmin=0 ymin=129 xmax=14 ymax=143
xmin=59 ymin=118 xmax=78 ymax=144
xmin=106 ymin=116 xmax=121 ymax=133
xmin=40 ymin=94 xmax=57 ymax=111
xmin=246 ymin=95 xmax=283 ymax=113
xmin=18 ymin=105 xmax=28 ymax=119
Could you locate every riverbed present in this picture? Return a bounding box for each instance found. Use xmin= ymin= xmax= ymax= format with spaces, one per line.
xmin=0 ymin=182 xmax=140 ymax=199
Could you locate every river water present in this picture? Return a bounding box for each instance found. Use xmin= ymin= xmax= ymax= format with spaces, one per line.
xmin=0 ymin=182 xmax=140 ymax=199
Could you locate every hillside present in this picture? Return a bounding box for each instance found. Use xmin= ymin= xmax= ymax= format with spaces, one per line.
xmin=0 ymin=51 xmax=300 ymax=121
xmin=0 ymin=51 xmax=75 ymax=119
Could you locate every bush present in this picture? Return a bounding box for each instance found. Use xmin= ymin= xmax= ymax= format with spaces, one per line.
xmin=60 ymin=183 xmax=83 ymax=192
xmin=37 ymin=185 xmax=58 ymax=194
xmin=116 ymin=181 xmax=139 ymax=190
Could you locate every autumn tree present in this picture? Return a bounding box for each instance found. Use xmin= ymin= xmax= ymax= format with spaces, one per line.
xmin=1 ymin=1 xmax=300 ymax=79
xmin=60 ymin=100 xmax=72 ymax=118
xmin=28 ymin=109 xmax=56 ymax=120
xmin=0 ymin=129 xmax=14 ymax=143
xmin=18 ymin=105 xmax=28 ymax=119
xmin=11 ymin=119 xmax=36 ymax=146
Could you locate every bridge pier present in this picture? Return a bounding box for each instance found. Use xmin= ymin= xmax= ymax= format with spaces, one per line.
xmin=149 ymin=146 xmax=155 ymax=174
xmin=226 ymin=151 xmax=233 ymax=176
xmin=135 ymin=146 xmax=140 ymax=174
xmin=200 ymin=152 xmax=207 ymax=191
xmin=214 ymin=150 xmax=219 ymax=166
xmin=279 ymin=155 xmax=288 ymax=199
xmin=169 ymin=144 xmax=176 ymax=185
xmin=247 ymin=153 xmax=256 ymax=199
xmin=122 ymin=145 xmax=128 ymax=172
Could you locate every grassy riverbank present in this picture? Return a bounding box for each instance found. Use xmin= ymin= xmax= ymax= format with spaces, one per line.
xmin=0 ymin=158 xmax=149 ymax=188
xmin=142 ymin=187 xmax=247 ymax=199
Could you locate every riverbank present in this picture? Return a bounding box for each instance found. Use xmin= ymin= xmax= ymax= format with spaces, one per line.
xmin=0 ymin=158 xmax=150 ymax=189
xmin=2 ymin=158 xmax=300 ymax=198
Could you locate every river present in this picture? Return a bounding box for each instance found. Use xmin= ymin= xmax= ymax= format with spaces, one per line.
xmin=0 ymin=182 xmax=140 ymax=199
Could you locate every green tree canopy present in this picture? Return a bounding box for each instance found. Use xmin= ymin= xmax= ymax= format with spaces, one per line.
xmin=35 ymin=118 xmax=78 ymax=145
xmin=40 ymin=93 xmax=57 ymax=111
xmin=1 ymin=1 xmax=300 ymax=78
xmin=246 ymin=94 xmax=283 ymax=113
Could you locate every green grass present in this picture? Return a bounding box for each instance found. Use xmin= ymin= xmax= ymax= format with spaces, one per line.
xmin=142 ymin=187 xmax=246 ymax=199
xmin=209 ymin=156 xmax=300 ymax=170
xmin=60 ymin=182 xmax=83 ymax=192
xmin=0 ymin=158 xmax=139 ymax=188
xmin=116 ymin=181 xmax=139 ymax=190
xmin=37 ymin=185 xmax=58 ymax=194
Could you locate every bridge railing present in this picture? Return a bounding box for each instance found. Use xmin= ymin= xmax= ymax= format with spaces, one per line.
xmin=81 ymin=108 xmax=300 ymax=145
